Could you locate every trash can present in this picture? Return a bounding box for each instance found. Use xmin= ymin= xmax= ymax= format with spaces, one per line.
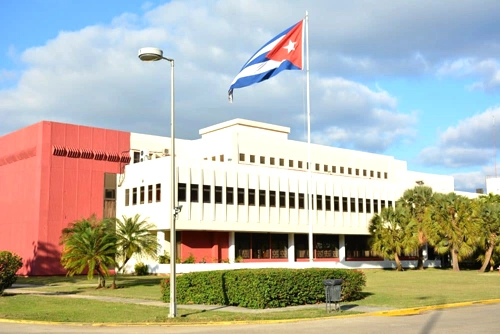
xmin=323 ymin=279 xmax=343 ymax=312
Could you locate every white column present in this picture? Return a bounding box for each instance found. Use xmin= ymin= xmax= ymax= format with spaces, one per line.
xmin=339 ymin=234 xmax=346 ymax=262
xmin=288 ymin=233 xmax=295 ymax=262
xmin=228 ymin=231 xmax=235 ymax=263
xmin=157 ymin=231 xmax=165 ymax=256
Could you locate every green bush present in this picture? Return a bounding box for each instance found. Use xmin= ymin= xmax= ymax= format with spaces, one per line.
xmin=182 ymin=253 xmax=196 ymax=264
xmin=160 ymin=268 xmax=365 ymax=308
xmin=134 ymin=262 xmax=149 ymax=276
xmin=158 ymin=252 xmax=170 ymax=264
xmin=0 ymin=251 xmax=23 ymax=295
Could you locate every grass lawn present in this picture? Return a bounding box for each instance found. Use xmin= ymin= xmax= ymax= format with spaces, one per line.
xmin=1 ymin=268 xmax=499 ymax=323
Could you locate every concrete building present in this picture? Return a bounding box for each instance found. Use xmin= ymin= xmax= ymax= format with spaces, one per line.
xmin=2 ymin=118 xmax=486 ymax=275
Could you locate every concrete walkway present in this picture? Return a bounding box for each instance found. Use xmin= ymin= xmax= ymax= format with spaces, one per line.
xmin=4 ymin=284 xmax=392 ymax=314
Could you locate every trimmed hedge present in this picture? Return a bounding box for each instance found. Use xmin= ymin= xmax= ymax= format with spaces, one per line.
xmin=0 ymin=251 xmax=23 ymax=295
xmin=160 ymin=268 xmax=366 ymax=309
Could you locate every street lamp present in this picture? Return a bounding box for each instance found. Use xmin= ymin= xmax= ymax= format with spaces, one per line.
xmin=138 ymin=47 xmax=177 ymax=318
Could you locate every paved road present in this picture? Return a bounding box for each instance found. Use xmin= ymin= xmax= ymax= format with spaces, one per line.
xmin=1 ymin=302 xmax=499 ymax=334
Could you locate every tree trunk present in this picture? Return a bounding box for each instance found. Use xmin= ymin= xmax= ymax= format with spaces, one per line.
xmin=111 ymin=273 xmax=117 ymax=289
xmin=417 ymin=245 xmax=424 ymax=270
xmin=478 ymin=241 xmax=495 ymax=273
xmin=394 ymin=253 xmax=403 ymax=271
xmin=451 ymin=248 xmax=460 ymax=271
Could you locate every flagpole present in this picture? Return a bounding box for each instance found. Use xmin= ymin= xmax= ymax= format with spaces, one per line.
xmin=305 ymin=11 xmax=314 ymax=263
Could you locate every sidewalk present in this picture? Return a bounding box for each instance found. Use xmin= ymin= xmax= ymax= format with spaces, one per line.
xmin=4 ymin=284 xmax=393 ymax=314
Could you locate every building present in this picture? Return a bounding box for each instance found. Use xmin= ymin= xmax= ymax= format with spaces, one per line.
xmin=117 ymin=118 xmax=455 ymax=273
xmin=1 ymin=118 xmax=482 ymax=275
xmin=0 ymin=121 xmax=130 ymax=275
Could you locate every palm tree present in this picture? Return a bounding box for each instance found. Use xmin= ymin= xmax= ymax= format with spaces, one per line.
xmin=426 ymin=193 xmax=480 ymax=271
xmin=476 ymin=194 xmax=500 ymax=272
xmin=369 ymin=206 xmax=418 ymax=271
xmin=112 ymin=214 xmax=159 ymax=288
xmin=60 ymin=216 xmax=117 ymax=288
xmin=396 ymin=185 xmax=434 ymax=270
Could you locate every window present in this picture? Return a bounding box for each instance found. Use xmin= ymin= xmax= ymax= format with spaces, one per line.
xmin=325 ymin=195 xmax=331 ymax=211
xmin=340 ymin=166 xmax=344 ymax=174
xmin=215 ymin=186 xmax=222 ymax=204
xmin=104 ymin=189 xmax=116 ymax=200
xmin=235 ymin=232 xmax=251 ymax=259
xmin=271 ymin=234 xmax=288 ymax=259
xmin=211 ymin=156 xmax=216 ymax=161
xmin=203 ymin=185 xmax=211 ymax=203
xmin=140 ymin=186 xmax=145 ymax=204
xmin=356 ymin=169 xmax=359 ymax=176
xmin=377 ymin=171 xmax=381 ymax=178
xmin=334 ymin=196 xmax=340 ymax=211
xmin=332 ymin=166 xmax=336 ymax=173
xmin=342 ymin=197 xmax=348 ymax=212
xmin=132 ymin=188 xmax=137 ymax=205
xmin=384 ymin=172 xmax=388 ymax=179
xmin=248 ymin=189 xmax=255 ymax=206
xmin=190 ymin=184 xmax=198 ymax=203
xmin=289 ymin=160 xmax=294 ymax=168
xmin=350 ymin=198 xmax=356 ymax=212
xmin=226 ymin=187 xmax=234 ymax=205
xmin=148 ymin=185 xmax=153 ymax=203
xmin=178 ymin=183 xmax=186 ymax=202
xmin=324 ymin=165 xmax=328 ymax=172
xmin=250 ymin=155 xmax=255 ymax=163
xmin=259 ymin=190 xmax=266 ymax=207
xmin=220 ymin=154 xmax=224 ymax=162
xmin=381 ymin=200 xmax=386 ymax=209
xmin=279 ymin=191 xmax=286 ymax=208
xmin=270 ymin=157 xmax=275 ymax=165
xmin=156 ymin=184 xmax=161 ymax=202
xmin=289 ymin=192 xmax=296 ymax=208
xmin=315 ymin=163 xmax=320 ymax=171
xmin=363 ymin=169 xmax=367 ymax=176
xmin=358 ymin=198 xmax=364 ymax=213
xmin=388 ymin=200 xmax=393 ymax=208
xmin=370 ymin=170 xmax=374 ymax=177
xmin=279 ymin=158 xmax=284 ymax=166
xmin=125 ymin=189 xmax=130 ymax=206
xmin=299 ymin=193 xmax=305 ymax=209
xmin=374 ymin=199 xmax=379 ymax=213
xmin=298 ymin=161 xmax=303 ymax=168
xmin=270 ymin=191 xmax=276 ymax=207
xmin=133 ymin=151 xmax=140 ymax=163
xmin=315 ymin=234 xmax=339 ymax=258
xmin=238 ymin=188 xmax=245 ymax=205
xmin=252 ymin=233 xmax=270 ymax=259
xmin=260 ymin=156 xmax=265 ymax=164
xmin=316 ymin=195 xmax=323 ymax=210
xmin=366 ymin=199 xmax=371 ymax=213
xmin=239 ymin=153 xmax=245 ymax=162
xmin=348 ymin=167 xmax=352 ymax=175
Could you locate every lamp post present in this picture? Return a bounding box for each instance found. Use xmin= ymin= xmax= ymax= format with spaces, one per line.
xmin=138 ymin=47 xmax=177 ymax=318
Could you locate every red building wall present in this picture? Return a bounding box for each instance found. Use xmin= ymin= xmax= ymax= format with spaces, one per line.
xmin=0 ymin=121 xmax=130 ymax=275
xmin=181 ymin=231 xmax=229 ymax=263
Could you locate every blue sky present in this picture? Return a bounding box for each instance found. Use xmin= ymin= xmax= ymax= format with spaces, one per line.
xmin=1 ymin=0 xmax=500 ymax=192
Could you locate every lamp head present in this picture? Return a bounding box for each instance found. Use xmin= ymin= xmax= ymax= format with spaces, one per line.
xmin=138 ymin=47 xmax=163 ymax=61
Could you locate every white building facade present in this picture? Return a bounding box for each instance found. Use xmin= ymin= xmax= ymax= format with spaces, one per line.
xmin=117 ymin=119 xmax=456 ymax=273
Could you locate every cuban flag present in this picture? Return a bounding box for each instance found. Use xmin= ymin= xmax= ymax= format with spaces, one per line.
xmin=228 ymin=20 xmax=304 ymax=102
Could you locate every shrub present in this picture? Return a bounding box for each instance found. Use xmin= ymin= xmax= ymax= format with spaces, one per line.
xmin=0 ymin=251 xmax=23 ymax=295
xmin=182 ymin=253 xmax=196 ymax=264
xmin=160 ymin=268 xmax=366 ymax=308
xmin=134 ymin=262 xmax=149 ymax=276
xmin=158 ymin=252 xmax=170 ymax=264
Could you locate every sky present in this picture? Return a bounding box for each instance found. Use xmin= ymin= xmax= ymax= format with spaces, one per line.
xmin=1 ymin=0 xmax=500 ymax=193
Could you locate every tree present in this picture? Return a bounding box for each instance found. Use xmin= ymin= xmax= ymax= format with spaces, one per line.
xmin=112 ymin=214 xmax=159 ymax=288
xmin=60 ymin=216 xmax=117 ymax=288
xmin=476 ymin=194 xmax=500 ymax=272
xmin=396 ymin=185 xmax=434 ymax=270
xmin=369 ymin=206 xmax=418 ymax=271
xmin=426 ymin=193 xmax=480 ymax=271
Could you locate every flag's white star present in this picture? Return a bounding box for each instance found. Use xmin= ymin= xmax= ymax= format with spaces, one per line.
xmin=283 ymin=40 xmax=296 ymax=53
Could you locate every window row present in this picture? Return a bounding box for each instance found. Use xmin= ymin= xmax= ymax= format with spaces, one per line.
xmin=178 ymin=183 xmax=393 ymax=213
xmin=124 ymin=184 xmax=162 ymax=206
xmin=238 ymin=153 xmax=388 ymax=180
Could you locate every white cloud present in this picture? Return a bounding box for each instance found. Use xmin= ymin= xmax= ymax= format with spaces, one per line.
xmin=437 ymin=58 xmax=500 ymax=93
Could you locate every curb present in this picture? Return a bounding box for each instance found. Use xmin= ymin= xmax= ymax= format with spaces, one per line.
xmin=1 ymin=299 xmax=500 ymax=327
